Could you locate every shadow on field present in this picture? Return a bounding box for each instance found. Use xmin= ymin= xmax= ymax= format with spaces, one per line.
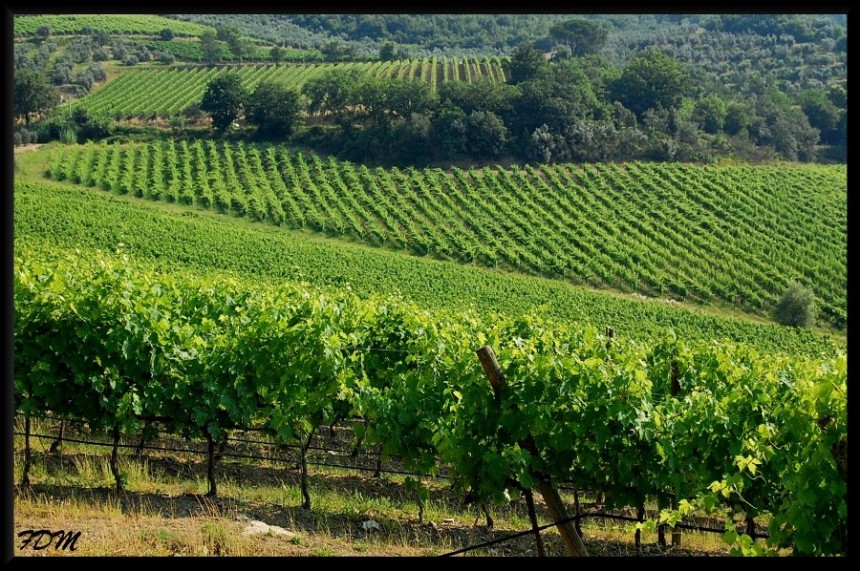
xmin=15 ymin=448 xmax=728 ymax=556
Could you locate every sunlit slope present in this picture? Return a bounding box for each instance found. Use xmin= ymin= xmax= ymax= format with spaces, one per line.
xmin=42 ymin=141 xmax=847 ymax=329
xmin=73 ymin=58 xmax=505 ymax=118
xmin=13 ymin=14 xmax=211 ymax=36
xmin=14 ymin=178 xmax=842 ymax=357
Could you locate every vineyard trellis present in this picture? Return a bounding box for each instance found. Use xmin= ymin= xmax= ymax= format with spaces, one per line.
xmin=74 ymin=58 xmax=508 ymax=119
xmin=14 ymin=413 xmax=773 ymax=557
xmin=13 ymin=245 xmax=847 ymax=555
xmin=41 ymin=142 xmax=847 ymax=330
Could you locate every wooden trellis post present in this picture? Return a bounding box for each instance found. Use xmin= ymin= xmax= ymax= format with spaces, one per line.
xmin=476 ymin=345 xmax=589 ymax=557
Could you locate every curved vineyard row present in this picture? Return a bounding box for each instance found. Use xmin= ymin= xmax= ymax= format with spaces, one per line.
xmin=42 ymin=142 xmax=847 ymax=329
xmin=14 ymin=244 xmax=848 ymax=555
xmin=74 ymin=59 xmax=508 ymax=118
xmin=15 ymin=178 xmax=843 ymax=358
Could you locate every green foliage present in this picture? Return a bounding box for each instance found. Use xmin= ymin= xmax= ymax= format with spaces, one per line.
xmin=465 ymin=111 xmax=507 ymax=158
xmin=692 ymin=95 xmax=728 ymax=135
xmin=200 ymin=29 xmax=221 ymax=65
xmin=549 ymin=19 xmax=608 ymax=57
xmin=14 ymin=69 xmax=60 ymax=125
xmin=200 ymin=74 xmax=247 ymax=132
xmin=23 ymin=151 xmax=846 ymax=350
xmin=270 ymin=45 xmax=283 ymax=63
xmin=612 ymin=47 xmax=689 ymax=119
xmin=245 ymin=81 xmax=302 ymax=139
xmin=505 ymin=42 xmax=547 ymax=85
xmin=13 ymin=14 xmax=211 ymax=37
xmin=796 ymin=88 xmax=841 ymax=143
xmin=59 ymin=128 xmax=77 ymax=144
xmin=13 ymin=243 xmax=848 ymax=555
xmin=774 ymin=281 xmax=818 ymax=328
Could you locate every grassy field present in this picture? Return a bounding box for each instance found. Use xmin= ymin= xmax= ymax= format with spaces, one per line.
xmin=13 ymin=417 xmax=738 ymax=557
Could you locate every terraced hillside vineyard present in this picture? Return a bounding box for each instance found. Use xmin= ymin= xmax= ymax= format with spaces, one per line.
xmin=73 ymin=59 xmax=507 ymax=119
xmin=15 ymin=178 xmax=842 ymax=357
xmin=42 ymin=142 xmax=847 ymax=329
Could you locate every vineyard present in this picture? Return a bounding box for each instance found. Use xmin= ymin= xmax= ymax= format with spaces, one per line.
xmin=13 ymin=243 xmax=848 ymax=555
xmin=14 ymin=178 xmax=842 ymax=358
xmin=10 ymin=9 xmax=849 ymax=557
xmin=13 ymin=14 xmax=212 ymax=37
xmin=41 ymin=141 xmax=848 ymax=330
xmin=139 ymin=39 xmax=321 ymax=64
xmin=73 ymin=58 xmax=508 ymax=119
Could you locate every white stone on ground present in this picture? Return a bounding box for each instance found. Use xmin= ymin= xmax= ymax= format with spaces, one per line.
xmin=242 ymin=520 xmax=297 ymax=538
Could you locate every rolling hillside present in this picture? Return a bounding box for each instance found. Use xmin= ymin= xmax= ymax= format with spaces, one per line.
xmin=40 ymin=141 xmax=848 ymax=331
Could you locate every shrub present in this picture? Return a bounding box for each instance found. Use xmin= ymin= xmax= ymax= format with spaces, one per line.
xmin=60 ymin=127 xmax=78 ymax=144
xmin=773 ymin=281 xmax=817 ymax=327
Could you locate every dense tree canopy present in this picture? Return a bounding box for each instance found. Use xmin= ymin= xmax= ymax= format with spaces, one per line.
xmin=549 ymin=19 xmax=608 ymax=57
xmin=200 ymin=73 xmax=247 ymax=132
xmin=200 ymin=29 xmax=221 ymax=64
xmin=245 ymin=81 xmax=302 ymax=138
xmin=14 ymin=69 xmax=60 ymax=125
xmin=505 ymin=42 xmax=547 ymax=85
xmin=612 ymin=47 xmax=690 ymax=119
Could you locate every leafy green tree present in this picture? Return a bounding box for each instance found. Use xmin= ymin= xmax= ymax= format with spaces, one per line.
xmin=270 ymin=45 xmax=284 ymax=63
xmin=438 ymin=79 xmax=519 ymax=115
xmin=465 ymin=110 xmax=507 ymax=159
xmin=200 ymin=29 xmax=221 ymax=65
xmin=245 ymin=81 xmax=301 ymax=138
xmin=724 ymin=102 xmax=752 ymax=136
xmin=692 ymin=94 xmax=728 ymax=134
xmin=93 ymin=28 xmax=110 ymax=46
xmin=36 ymin=25 xmax=52 ymax=40
xmin=379 ymin=41 xmax=397 ymax=61
xmin=797 ymin=88 xmax=841 ymax=144
xmin=71 ymin=107 xmax=112 ymax=141
xmin=302 ymin=68 xmax=363 ymax=129
xmin=14 ymin=69 xmax=60 ymax=125
xmin=612 ymin=47 xmax=689 ymax=119
xmin=159 ymin=28 xmax=174 ymax=41
xmin=753 ymin=90 xmax=819 ymax=162
xmin=385 ymin=79 xmax=437 ymax=121
xmin=200 ymin=73 xmax=247 ymax=132
xmin=215 ymin=24 xmax=240 ymax=44
xmin=505 ymin=42 xmax=547 ymax=84
xmin=773 ymin=281 xmax=817 ymax=327
xmin=507 ymin=59 xmax=603 ymax=149
xmin=431 ymin=104 xmax=468 ymax=159
xmin=549 ymin=19 xmax=607 ymax=57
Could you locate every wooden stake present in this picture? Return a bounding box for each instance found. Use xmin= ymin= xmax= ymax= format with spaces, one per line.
xmin=523 ymin=488 xmax=546 ymax=557
xmin=657 ymin=496 xmax=666 ymax=548
xmin=49 ymin=420 xmax=65 ymax=453
xmin=21 ymin=413 xmax=31 ymax=488
xmin=635 ymin=504 xmax=645 ymax=555
xmin=476 ymin=345 xmax=588 ymax=557
xmin=671 ymin=497 xmax=681 ymax=546
xmin=299 ymin=428 xmax=315 ymax=509
xmin=205 ymin=429 xmax=217 ymax=497
xmin=110 ymin=424 xmax=123 ymax=492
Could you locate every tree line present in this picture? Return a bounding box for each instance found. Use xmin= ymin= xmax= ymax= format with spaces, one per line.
xmin=194 ymin=43 xmax=842 ymax=165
